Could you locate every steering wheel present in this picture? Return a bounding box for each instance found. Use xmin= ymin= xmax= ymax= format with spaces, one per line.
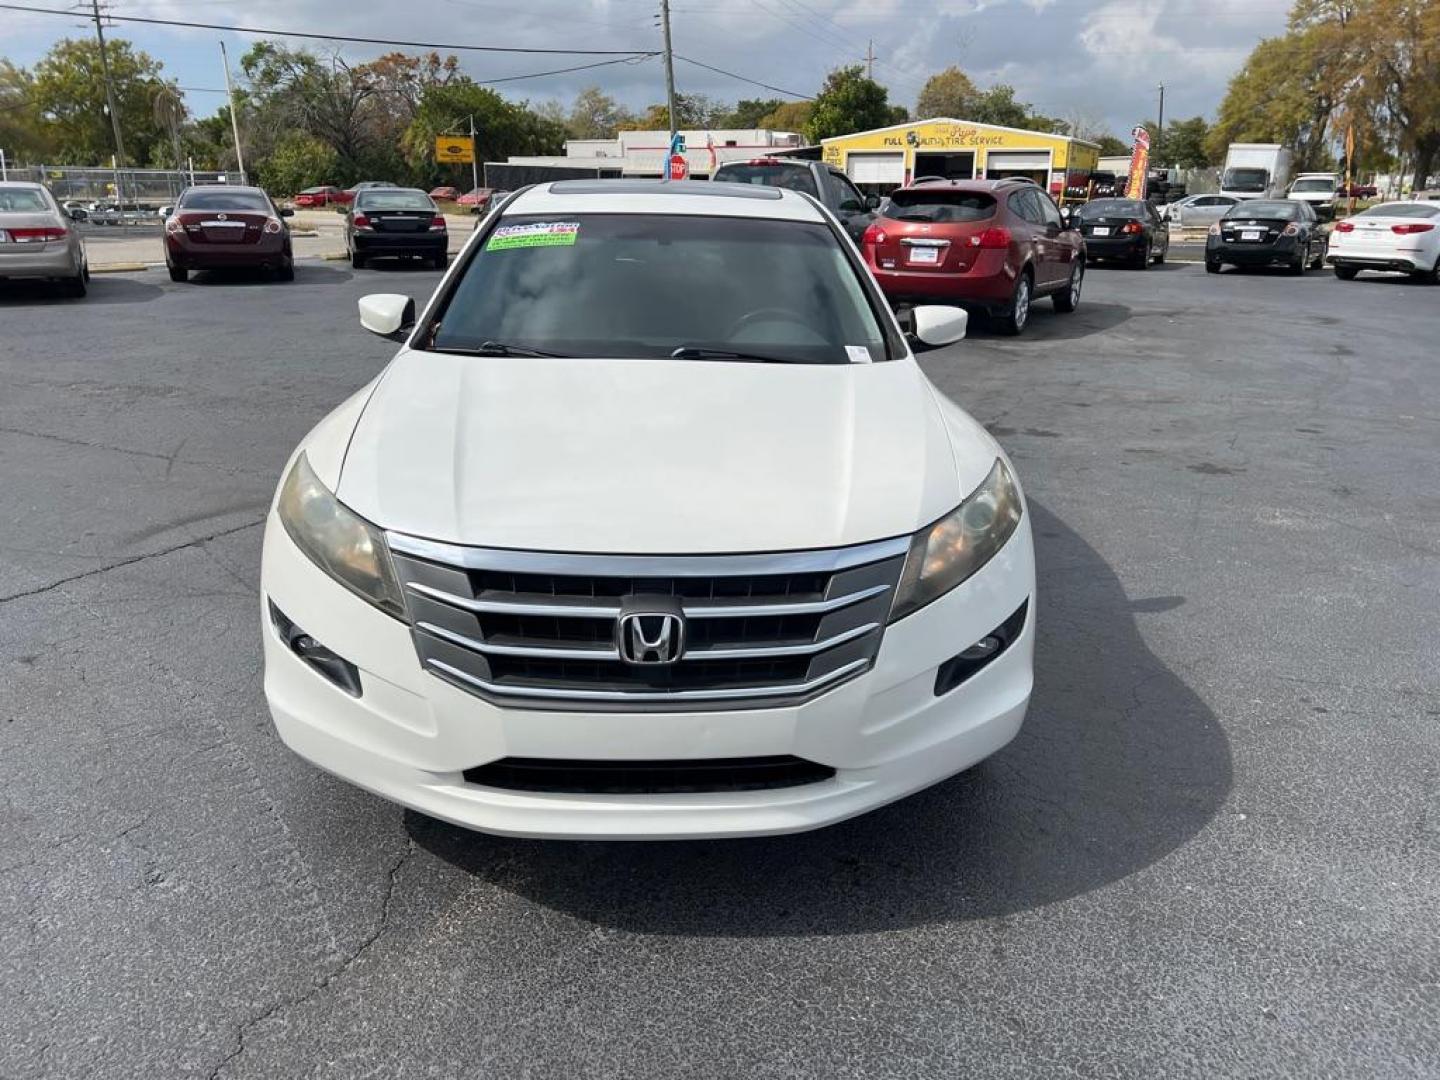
xmin=727 ymin=307 xmax=812 ymax=337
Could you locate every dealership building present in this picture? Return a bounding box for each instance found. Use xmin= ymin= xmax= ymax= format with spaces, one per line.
xmin=821 ymin=118 xmax=1101 ymax=197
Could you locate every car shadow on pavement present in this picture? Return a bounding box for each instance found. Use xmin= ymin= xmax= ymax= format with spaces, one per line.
xmin=407 ymin=500 xmax=1233 ymax=935
xmin=0 ymin=276 xmax=162 ymax=306
xmin=186 ymin=264 xmax=353 ymax=287
xmin=959 ymin=300 xmax=1132 ymax=342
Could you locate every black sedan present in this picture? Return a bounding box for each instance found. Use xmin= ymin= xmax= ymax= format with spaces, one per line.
xmin=1206 ymin=200 xmax=1325 ymax=275
xmin=342 ymin=188 xmax=448 ymax=269
xmin=1071 ymin=198 xmax=1170 ymax=268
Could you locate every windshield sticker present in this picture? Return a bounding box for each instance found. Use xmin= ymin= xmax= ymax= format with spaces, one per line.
xmin=846 ymin=345 xmax=874 ymax=364
xmin=486 ymin=221 xmax=580 ymax=251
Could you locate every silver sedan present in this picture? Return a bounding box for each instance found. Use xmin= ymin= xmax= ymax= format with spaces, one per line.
xmin=0 ymin=182 xmax=89 ymax=297
xmin=1172 ymin=194 xmax=1240 ymax=228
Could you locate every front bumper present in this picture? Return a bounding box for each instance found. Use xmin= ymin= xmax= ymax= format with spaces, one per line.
xmin=261 ymin=513 xmax=1035 ymax=839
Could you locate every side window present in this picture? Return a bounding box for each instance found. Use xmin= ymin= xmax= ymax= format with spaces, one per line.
xmin=1007 ymin=191 xmax=1039 ymax=224
xmin=1034 ymin=190 xmax=1063 ymax=228
xmin=827 ymin=170 xmax=865 ymax=212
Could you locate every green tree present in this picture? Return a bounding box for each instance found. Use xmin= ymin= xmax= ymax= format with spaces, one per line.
xmin=567 ymin=86 xmax=634 ymax=138
xmin=403 ymin=80 xmax=565 ymax=186
xmin=1094 ymin=133 xmax=1130 ymax=156
xmin=966 ymin=84 xmax=1031 ymax=128
xmin=724 ymin=97 xmax=784 ymax=128
xmin=915 ymin=66 xmax=978 ymax=119
xmin=1207 ymin=32 xmax=1337 ymax=169
xmin=1161 ymin=116 xmax=1213 ymax=168
xmin=805 ymin=65 xmax=898 ymax=142
xmin=632 ymin=93 xmax=730 ymax=130
xmin=29 ymin=37 xmax=170 ymax=164
xmin=257 ymin=131 xmax=338 ymax=195
xmin=0 ymin=60 xmax=44 ymax=162
xmin=757 ymin=100 xmax=813 ymax=133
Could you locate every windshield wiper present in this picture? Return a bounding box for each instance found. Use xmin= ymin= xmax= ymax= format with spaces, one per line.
xmin=431 ymin=340 xmax=568 ymax=358
xmin=670 ymin=346 xmax=794 ymax=364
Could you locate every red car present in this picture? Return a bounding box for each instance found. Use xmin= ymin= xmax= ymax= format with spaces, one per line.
xmin=456 ymin=187 xmax=494 ymax=212
xmin=294 ymin=185 xmax=346 ymax=208
xmin=428 ymin=186 xmax=461 ymax=201
xmin=861 ymin=178 xmax=1085 ymax=336
xmin=163 ymin=185 xmax=294 ymax=283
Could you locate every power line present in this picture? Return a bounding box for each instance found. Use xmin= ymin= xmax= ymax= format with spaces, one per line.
xmin=0 ymin=2 xmax=660 ymax=55
xmin=674 ymin=54 xmax=812 ymax=100
xmin=476 ymin=54 xmax=653 ymax=85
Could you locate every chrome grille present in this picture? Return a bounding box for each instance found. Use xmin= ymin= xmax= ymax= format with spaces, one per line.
xmin=387 ymin=533 xmax=910 ymax=710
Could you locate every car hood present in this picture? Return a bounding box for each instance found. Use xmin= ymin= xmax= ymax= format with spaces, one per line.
xmin=334 ymin=349 xmax=996 ymax=554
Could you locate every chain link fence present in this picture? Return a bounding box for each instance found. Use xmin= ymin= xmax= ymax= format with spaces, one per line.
xmin=3 ymin=164 xmax=249 ymax=209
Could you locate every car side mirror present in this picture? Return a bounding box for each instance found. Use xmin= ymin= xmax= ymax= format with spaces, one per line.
xmin=358 ymin=294 xmax=416 ymax=340
xmin=865 ymin=193 xmax=881 ymax=210
xmin=280 ymin=207 xmax=295 ymax=218
xmin=909 ymin=305 xmax=968 ymax=347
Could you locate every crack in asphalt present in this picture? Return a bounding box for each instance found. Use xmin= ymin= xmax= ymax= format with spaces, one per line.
xmin=206 ymin=839 xmax=416 ymax=1080
xmin=0 ymin=518 xmax=265 ymax=608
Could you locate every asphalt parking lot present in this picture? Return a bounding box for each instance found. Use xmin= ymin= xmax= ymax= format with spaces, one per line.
xmin=2 ymin=260 xmax=1436 ymax=1078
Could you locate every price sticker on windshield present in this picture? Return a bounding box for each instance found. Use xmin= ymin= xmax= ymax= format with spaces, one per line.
xmin=486 ymin=221 xmax=580 ymax=251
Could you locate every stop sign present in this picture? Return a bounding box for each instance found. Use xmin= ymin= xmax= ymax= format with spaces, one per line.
xmin=669 ymin=153 xmax=689 ymax=180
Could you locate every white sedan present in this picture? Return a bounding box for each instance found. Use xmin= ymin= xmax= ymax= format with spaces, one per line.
xmin=1326 ymin=201 xmax=1440 ymax=282
xmin=260 ymin=180 xmax=1035 ymax=840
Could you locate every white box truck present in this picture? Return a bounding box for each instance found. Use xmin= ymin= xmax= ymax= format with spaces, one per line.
xmin=1220 ymin=144 xmax=1293 ymax=200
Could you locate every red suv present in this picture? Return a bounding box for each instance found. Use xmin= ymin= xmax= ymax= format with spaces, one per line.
xmin=861 ymin=178 xmax=1086 ymax=335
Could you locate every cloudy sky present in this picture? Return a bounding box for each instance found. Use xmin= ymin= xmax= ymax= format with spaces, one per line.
xmin=5 ymin=0 xmax=1295 ymax=136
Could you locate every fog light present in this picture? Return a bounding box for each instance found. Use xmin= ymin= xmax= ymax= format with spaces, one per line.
xmin=269 ymin=601 xmax=362 ymax=697
xmin=934 ymin=600 xmax=1029 ymax=697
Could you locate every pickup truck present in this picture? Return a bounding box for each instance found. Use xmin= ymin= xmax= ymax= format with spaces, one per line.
xmin=712 ymin=157 xmax=880 ymax=242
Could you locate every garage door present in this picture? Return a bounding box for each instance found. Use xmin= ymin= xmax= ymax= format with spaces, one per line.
xmin=985 ymin=151 xmax=1051 ymax=172
xmin=846 ymin=152 xmax=905 ymax=186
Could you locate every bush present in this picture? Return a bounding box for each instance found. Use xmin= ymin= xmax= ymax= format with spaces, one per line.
xmin=256 ymin=133 xmax=339 ymax=196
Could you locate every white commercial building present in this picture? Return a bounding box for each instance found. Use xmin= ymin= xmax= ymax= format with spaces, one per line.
xmin=507 ymin=129 xmax=804 ymax=179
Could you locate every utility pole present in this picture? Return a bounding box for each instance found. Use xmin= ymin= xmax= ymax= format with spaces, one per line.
xmin=220 ymin=41 xmax=246 ymax=184
xmin=90 ymin=0 xmax=126 ymax=165
xmin=865 ymin=40 xmax=876 ymax=80
xmin=659 ymin=0 xmax=677 ymax=142
xmin=1155 ymin=82 xmax=1165 ymax=165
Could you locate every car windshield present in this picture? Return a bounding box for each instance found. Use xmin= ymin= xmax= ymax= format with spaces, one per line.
xmin=358 ymin=192 xmax=435 ymax=211
xmin=0 ymin=187 xmax=50 ymax=212
xmin=1226 ymin=201 xmax=1300 ymax=220
xmin=1077 ymin=199 xmax=1146 ymax=219
xmin=1291 ymin=178 xmax=1335 ymax=192
xmin=715 ymin=164 xmax=819 ymax=198
xmin=1223 ymin=167 xmax=1269 ymax=191
xmin=429 ymin=213 xmax=887 ymax=364
xmin=1360 ymin=203 xmax=1440 ymax=219
xmin=884 ymin=189 xmax=995 ymax=223
xmin=179 ymin=191 xmax=272 ymax=212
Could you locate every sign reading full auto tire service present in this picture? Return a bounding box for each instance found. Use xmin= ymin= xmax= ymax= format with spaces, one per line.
xmin=1125 ymin=125 xmax=1151 ymax=199
xmin=436 ymin=136 xmax=475 ymax=164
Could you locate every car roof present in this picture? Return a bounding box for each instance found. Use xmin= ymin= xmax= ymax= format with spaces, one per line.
xmin=181 ymin=185 xmax=267 ymax=195
xmin=503 ymin=180 xmax=824 ymax=222
xmin=908 ymin=177 xmax=1037 ymax=192
xmin=0 ymin=181 xmax=47 ymax=191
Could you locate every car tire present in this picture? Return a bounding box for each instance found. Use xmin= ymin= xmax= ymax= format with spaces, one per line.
xmin=62 ymin=271 xmax=87 ymax=298
xmin=1135 ymin=243 xmax=1151 ymax=270
xmin=350 ymin=250 xmax=366 ymax=270
xmin=1289 ymin=249 xmax=1307 ymax=275
xmin=168 ymin=264 xmax=187 ymax=283
xmin=1053 ymin=260 xmax=1083 ymax=313
xmin=433 ymin=253 xmax=449 ymax=270
xmin=1409 ymin=257 xmax=1440 ymax=284
xmin=1206 ymin=259 xmax=1222 ymax=274
xmin=1334 ymin=266 xmax=1358 ymax=281
xmin=997 ymin=270 xmax=1032 ymax=336
xmin=276 ymin=259 xmax=295 ymax=282
xmin=1154 ymin=245 xmax=1165 ymax=264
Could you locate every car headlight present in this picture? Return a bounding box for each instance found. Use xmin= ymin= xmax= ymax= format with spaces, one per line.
xmin=889 ymin=458 xmax=1023 ymax=622
xmin=277 ymin=452 xmax=405 ymax=618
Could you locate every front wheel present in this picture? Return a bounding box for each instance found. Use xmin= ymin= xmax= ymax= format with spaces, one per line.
xmin=997 ymin=272 xmax=1032 ymax=336
xmin=1053 ymin=261 xmax=1083 ymax=313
